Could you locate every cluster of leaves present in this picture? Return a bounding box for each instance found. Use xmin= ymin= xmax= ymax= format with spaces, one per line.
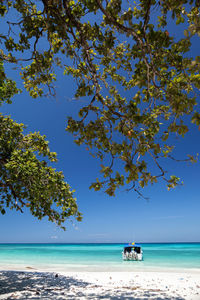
xmin=0 ymin=61 xmax=19 ymax=104
xmin=0 ymin=0 xmax=200 ymax=197
xmin=0 ymin=61 xmax=81 ymax=228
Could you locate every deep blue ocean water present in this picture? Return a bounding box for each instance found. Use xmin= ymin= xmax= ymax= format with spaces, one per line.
xmin=0 ymin=243 xmax=200 ymax=272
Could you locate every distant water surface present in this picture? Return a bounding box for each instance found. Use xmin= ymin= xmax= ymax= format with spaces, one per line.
xmin=0 ymin=243 xmax=200 ymax=272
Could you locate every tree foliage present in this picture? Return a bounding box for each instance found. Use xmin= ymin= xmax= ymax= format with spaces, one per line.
xmin=0 ymin=0 xmax=200 ymax=197
xmin=0 ymin=61 xmax=81 ymax=228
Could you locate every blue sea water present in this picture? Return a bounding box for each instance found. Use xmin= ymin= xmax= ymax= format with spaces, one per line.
xmin=0 ymin=243 xmax=200 ymax=272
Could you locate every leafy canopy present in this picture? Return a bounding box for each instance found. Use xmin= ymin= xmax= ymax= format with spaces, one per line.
xmin=0 ymin=61 xmax=81 ymax=229
xmin=0 ymin=0 xmax=200 ymax=197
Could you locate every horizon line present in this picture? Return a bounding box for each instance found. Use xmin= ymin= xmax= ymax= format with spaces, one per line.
xmin=0 ymin=241 xmax=200 ymax=244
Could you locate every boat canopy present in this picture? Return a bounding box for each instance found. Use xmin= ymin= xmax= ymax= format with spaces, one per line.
xmin=124 ymin=243 xmax=141 ymax=248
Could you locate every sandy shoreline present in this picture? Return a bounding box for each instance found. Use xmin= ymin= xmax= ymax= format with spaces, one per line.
xmin=0 ymin=269 xmax=200 ymax=299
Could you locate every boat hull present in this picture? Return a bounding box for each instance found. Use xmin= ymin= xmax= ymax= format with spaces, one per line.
xmin=122 ymin=252 xmax=143 ymax=261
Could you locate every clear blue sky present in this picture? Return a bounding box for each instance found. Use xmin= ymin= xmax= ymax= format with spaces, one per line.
xmin=0 ymin=7 xmax=200 ymax=243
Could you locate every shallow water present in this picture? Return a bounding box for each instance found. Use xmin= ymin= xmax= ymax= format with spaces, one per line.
xmin=0 ymin=243 xmax=200 ymax=272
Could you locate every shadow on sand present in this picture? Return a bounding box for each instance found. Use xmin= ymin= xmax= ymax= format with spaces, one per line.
xmin=0 ymin=271 xmax=184 ymax=299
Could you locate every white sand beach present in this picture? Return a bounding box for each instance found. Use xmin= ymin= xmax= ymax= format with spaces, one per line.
xmin=0 ymin=269 xmax=200 ymax=299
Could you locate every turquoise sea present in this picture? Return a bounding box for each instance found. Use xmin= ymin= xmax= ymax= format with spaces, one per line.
xmin=0 ymin=243 xmax=200 ymax=272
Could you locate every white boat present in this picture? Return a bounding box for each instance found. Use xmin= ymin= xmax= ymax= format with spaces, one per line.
xmin=122 ymin=243 xmax=143 ymax=261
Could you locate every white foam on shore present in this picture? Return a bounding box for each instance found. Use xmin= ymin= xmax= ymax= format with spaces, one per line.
xmin=1 ymin=262 xmax=200 ymax=274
